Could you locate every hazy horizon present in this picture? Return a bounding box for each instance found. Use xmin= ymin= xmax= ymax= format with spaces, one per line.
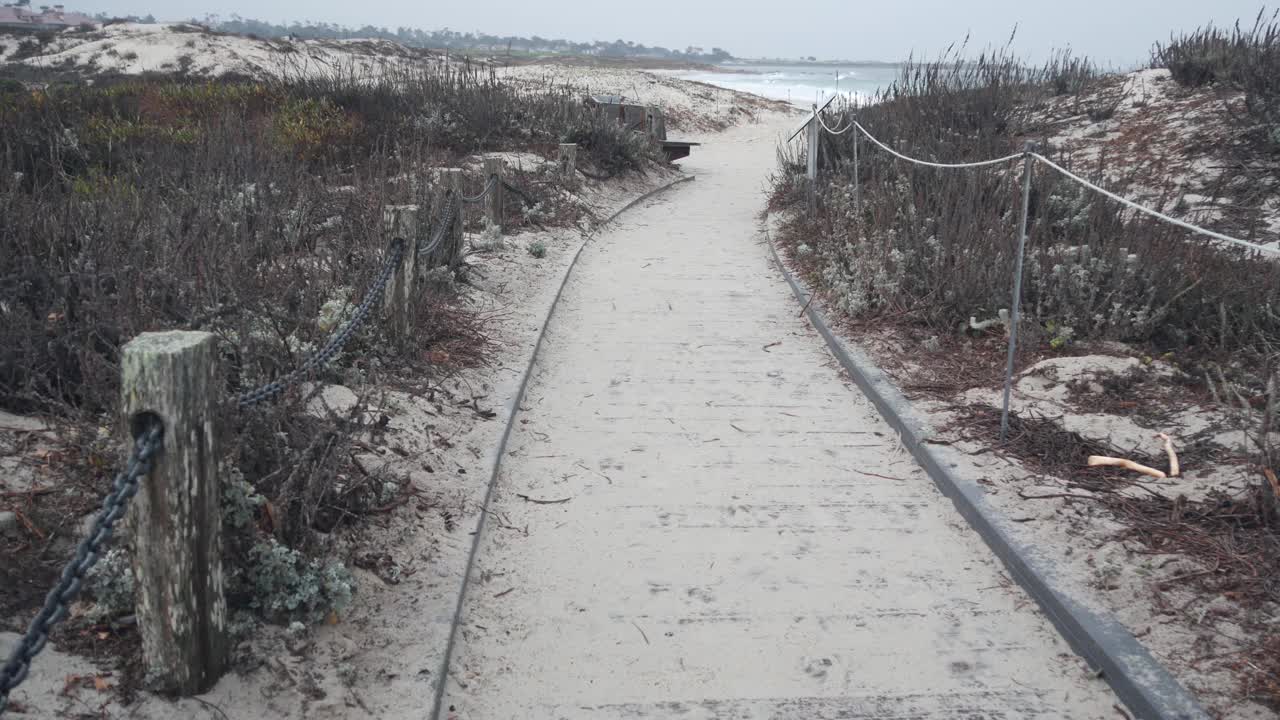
xmin=62 ymin=1 xmax=1276 ymax=66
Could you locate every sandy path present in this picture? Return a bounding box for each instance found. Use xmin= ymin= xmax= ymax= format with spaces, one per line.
xmin=442 ymin=116 xmax=1119 ymax=719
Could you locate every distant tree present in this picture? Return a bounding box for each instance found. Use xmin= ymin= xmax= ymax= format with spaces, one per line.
xmin=202 ymin=14 xmax=735 ymax=61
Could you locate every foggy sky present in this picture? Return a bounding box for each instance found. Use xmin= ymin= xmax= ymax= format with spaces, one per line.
xmin=70 ymin=0 xmax=1273 ymax=65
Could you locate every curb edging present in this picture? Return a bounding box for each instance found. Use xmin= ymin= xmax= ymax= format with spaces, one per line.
xmin=764 ymin=222 xmax=1207 ymax=720
xmin=430 ymin=174 xmax=696 ymax=719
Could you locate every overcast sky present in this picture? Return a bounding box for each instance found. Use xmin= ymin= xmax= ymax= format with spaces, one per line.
xmin=69 ymin=0 xmax=1273 ymax=65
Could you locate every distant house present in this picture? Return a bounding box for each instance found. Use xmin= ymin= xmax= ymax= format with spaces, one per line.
xmin=0 ymin=4 xmax=95 ymax=32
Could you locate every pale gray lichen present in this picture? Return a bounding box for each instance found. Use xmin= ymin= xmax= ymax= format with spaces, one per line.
xmin=85 ymin=547 xmax=135 ymax=620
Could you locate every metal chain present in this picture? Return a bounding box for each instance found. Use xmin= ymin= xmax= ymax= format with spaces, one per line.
xmin=236 ymin=238 xmax=407 ymax=408
xmin=501 ymin=180 xmax=537 ymax=208
xmin=418 ymin=193 xmax=460 ymax=256
xmin=0 ymin=420 xmax=164 ymax=715
xmin=459 ymin=175 xmax=498 ymax=204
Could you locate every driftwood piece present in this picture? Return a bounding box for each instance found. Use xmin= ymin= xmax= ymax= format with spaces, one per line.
xmin=1088 ymin=455 xmax=1167 ymax=479
xmin=1156 ymin=433 xmax=1180 ymax=477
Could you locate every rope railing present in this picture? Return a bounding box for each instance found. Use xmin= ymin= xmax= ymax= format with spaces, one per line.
xmin=816 ymin=110 xmax=1280 ymax=256
xmin=1029 ymin=152 xmax=1278 ymax=255
xmin=849 ymin=119 xmax=1025 ymax=169
xmin=798 ymin=104 xmax=1280 ymax=443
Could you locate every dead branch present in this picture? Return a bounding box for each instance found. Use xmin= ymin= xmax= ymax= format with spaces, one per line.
xmin=1088 ymin=455 xmax=1167 ymax=479
xmin=515 ymin=493 xmax=572 ymax=504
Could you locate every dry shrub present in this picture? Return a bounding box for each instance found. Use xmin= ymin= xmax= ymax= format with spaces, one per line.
xmin=1153 ymin=10 xmax=1280 ymax=155
xmin=773 ymin=44 xmax=1280 ymax=359
xmin=0 ymin=65 xmax=637 ymax=625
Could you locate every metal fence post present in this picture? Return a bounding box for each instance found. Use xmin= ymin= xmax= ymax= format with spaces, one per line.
xmin=121 ymin=331 xmax=228 ymax=695
xmin=382 ymin=205 xmax=419 ymax=337
xmin=806 ymin=106 xmax=818 ymax=213
xmin=483 ymin=158 xmax=505 ymax=233
xmin=852 ymin=115 xmax=861 ymax=218
xmin=1000 ymin=145 xmax=1036 ymax=442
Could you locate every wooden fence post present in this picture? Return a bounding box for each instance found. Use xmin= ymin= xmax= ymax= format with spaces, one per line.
xmin=382 ymin=204 xmax=419 ymax=337
xmin=121 ymin=331 xmax=227 ymax=695
xmin=558 ymin=143 xmax=577 ymax=182
xmin=482 ymin=158 xmax=505 ymax=233
xmin=442 ymin=168 xmax=464 ymax=269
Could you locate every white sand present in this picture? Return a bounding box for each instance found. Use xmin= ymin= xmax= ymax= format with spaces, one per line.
xmin=1 ymin=23 xmax=450 ymax=79
xmin=1036 ymin=68 xmax=1280 ymax=252
xmin=495 ymin=63 xmax=793 ymax=132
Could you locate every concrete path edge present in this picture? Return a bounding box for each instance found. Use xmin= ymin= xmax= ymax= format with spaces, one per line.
xmin=763 ymin=221 xmax=1208 ymax=720
xmin=428 ymin=174 xmax=697 ymax=720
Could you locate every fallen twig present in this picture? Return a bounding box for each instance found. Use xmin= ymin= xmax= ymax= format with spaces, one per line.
xmin=853 ymin=469 xmax=906 ymax=482
xmin=0 ymin=487 xmax=56 ymax=498
xmin=515 ymin=493 xmax=572 ymax=505
xmin=1018 ymin=489 xmax=1099 ymax=501
xmin=631 ymin=621 xmax=650 ymax=645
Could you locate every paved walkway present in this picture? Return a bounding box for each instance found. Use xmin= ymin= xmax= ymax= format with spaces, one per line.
xmin=443 ymin=118 xmax=1118 ymax=718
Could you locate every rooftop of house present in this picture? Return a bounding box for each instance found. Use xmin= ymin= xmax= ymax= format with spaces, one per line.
xmin=0 ymin=4 xmax=95 ymax=29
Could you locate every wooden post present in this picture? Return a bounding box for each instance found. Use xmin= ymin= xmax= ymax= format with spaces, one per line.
xmin=382 ymin=205 xmax=419 ymax=337
xmin=443 ymin=168 xmax=464 ymax=270
xmin=122 ymin=331 xmax=227 ymax=696
xmin=482 ymin=158 xmax=505 ymax=233
xmin=422 ymin=169 xmax=465 ymax=273
xmin=558 ymin=143 xmax=577 ymax=182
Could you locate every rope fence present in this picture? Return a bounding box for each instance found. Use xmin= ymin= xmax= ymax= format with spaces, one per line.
xmin=0 ymin=154 xmax=523 ymax=714
xmin=796 ymin=105 xmax=1280 ymax=441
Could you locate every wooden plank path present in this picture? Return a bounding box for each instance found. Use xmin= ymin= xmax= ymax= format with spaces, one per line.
xmin=442 ymin=117 xmax=1119 ymax=719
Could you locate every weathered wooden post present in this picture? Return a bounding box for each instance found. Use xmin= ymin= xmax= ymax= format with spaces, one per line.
xmin=421 ymin=169 xmax=466 ymax=273
xmin=482 ymin=158 xmax=505 ymax=233
xmin=382 ymin=205 xmax=419 ymax=337
xmin=442 ymin=168 xmax=465 ymax=269
xmin=558 ymin=143 xmax=577 ymax=182
xmin=122 ymin=331 xmax=227 ymax=695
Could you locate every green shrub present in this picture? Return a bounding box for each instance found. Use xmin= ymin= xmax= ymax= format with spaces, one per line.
xmin=527 ymin=240 xmax=547 ymax=258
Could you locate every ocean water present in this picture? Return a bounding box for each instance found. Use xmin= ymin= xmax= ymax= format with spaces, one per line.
xmin=677 ymin=62 xmax=901 ymax=108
